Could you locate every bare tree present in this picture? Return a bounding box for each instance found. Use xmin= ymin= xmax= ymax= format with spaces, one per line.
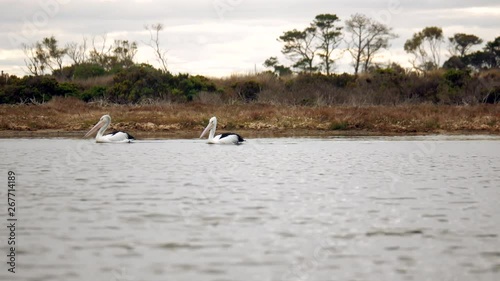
xmin=345 ymin=14 xmax=397 ymax=75
xmin=87 ymin=34 xmax=138 ymax=70
xmin=145 ymin=23 xmax=168 ymax=72
xmin=66 ymin=37 xmax=88 ymax=65
xmin=345 ymin=14 xmax=370 ymax=75
xmin=21 ymin=36 xmax=67 ymax=75
xmin=362 ymin=22 xmax=397 ymax=72
xmin=89 ymin=34 xmax=113 ymax=69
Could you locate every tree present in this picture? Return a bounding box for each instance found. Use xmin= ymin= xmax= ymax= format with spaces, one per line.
xmin=345 ymin=14 xmax=370 ymax=75
xmin=462 ymin=36 xmax=500 ymax=70
xmin=145 ymin=23 xmax=168 ymax=73
xmin=112 ymin=40 xmax=137 ymax=68
xmin=22 ymin=36 xmax=67 ymax=76
xmin=312 ymin=14 xmax=342 ymax=75
xmin=22 ymin=42 xmax=48 ymax=76
xmin=449 ymin=33 xmax=483 ymax=57
xmin=345 ymin=13 xmax=397 ymax=75
xmin=404 ymin=26 xmax=444 ymax=71
xmin=41 ymin=36 xmax=67 ymax=73
xmin=88 ymin=35 xmax=137 ymax=71
xmin=88 ymin=34 xmax=113 ymax=69
xmin=362 ymin=22 xmax=397 ymax=73
xmin=278 ymin=27 xmax=317 ymax=73
xmin=442 ymin=56 xmax=466 ymax=70
xmin=484 ymin=36 xmax=500 ymax=67
xmin=263 ymin=57 xmax=292 ymax=76
xmin=276 ymin=14 xmax=346 ymax=75
xmin=66 ymin=37 xmax=88 ymax=65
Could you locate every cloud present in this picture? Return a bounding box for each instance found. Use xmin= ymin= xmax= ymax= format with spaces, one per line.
xmin=0 ymin=0 xmax=499 ymax=77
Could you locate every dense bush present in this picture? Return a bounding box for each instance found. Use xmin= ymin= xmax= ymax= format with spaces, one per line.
xmin=53 ymin=63 xmax=116 ymax=80
xmin=106 ymin=64 xmax=167 ymax=103
xmin=0 ymin=64 xmax=220 ymax=104
xmin=73 ymin=63 xmax=107 ymax=79
xmin=0 ymin=76 xmax=62 ymax=103
xmin=81 ymin=85 xmax=107 ymax=102
xmin=443 ymin=69 xmax=470 ymax=89
xmin=106 ymin=64 xmax=218 ymax=103
xmin=171 ymin=74 xmax=218 ymax=101
xmin=232 ymin=80 xmax=261 ymax=102
xmin=0 ymin=64 xmax=499 ymax=105
xmin=286 ymin=73 xmax=356 ymax=89
xmin=58 ymin=82 xmax=83 ymax=97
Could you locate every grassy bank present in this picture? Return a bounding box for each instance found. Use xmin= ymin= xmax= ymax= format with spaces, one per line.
xmin=0 ymin=97 xmax=499 ymax=138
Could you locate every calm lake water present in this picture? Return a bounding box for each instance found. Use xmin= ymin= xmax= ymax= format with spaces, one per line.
xmin=0 ymin=136 xmax=499 ymax=281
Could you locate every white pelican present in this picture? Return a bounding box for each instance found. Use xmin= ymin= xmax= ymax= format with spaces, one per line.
xmin=200 ymin=116 xmax=245 ymax=144
xmin=84 ymin=115 xmax=135 ymax=143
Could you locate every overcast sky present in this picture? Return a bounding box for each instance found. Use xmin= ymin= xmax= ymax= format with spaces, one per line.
xmin=0 ymin=0 xmax=499 ymax=77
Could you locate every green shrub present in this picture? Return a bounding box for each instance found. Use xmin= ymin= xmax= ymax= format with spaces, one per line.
xmin=73 ymin=63 xmax=106 ymax=79
xmin=443 ymin=69 xmax=470 ymax=88
xmin=0 ymin=76 xmax=59 ymax=103
xmin=1 ymin=64 xmax=498 ymax=105
xmin=58 ymin=82 xmax=82 ymax=97
xmin=106 ymin=64 xmax=167 ymax=103
xmin=81 ymin=85 xmax=107 ymax=102
xmin=105 ymin=64 xmax=218 ymax=103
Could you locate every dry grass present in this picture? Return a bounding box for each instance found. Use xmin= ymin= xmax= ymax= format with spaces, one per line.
xmin=69 ymin=75 xmax=115 ymax=90
xmin=0 ymin=97 xmax=499 ymax=138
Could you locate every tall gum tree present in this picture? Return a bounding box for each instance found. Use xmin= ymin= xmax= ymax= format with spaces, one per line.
xmin=449 ymin=33 xmax=483 ymax=57
xmin=313 ymin=14 xmax=342 ymax=75
xmin=404 ymin=26 xmax=444 ymax=72
xmin=345 ymin=13 xmax=397 ymax=75
xmin=278 ymin=27 xmax=317 ymax=73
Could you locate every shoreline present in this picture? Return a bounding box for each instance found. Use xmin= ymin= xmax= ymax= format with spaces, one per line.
xmin=0 ymin=128 xmax=499 ymax=139
xmin=1 ymin=99 xmax=499 ymax=139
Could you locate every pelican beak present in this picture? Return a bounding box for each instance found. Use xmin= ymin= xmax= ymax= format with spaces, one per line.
xmin=200 ymin=122 xmax=213 ymax=138
xmin=84 ymin=120 xmax=104 ymax=138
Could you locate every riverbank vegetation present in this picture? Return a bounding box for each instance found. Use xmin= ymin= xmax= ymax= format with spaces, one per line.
xmin=0 ymin=13 xmax=499 ymax=136
xmin=1 ymin=66 xmax=499 ymax=106
xmin=0 ymin=98 xmax=498 ymax=137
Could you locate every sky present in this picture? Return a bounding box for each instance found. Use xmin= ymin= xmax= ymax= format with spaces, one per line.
xmin=0 ymin=0 xmax=499 ymax=78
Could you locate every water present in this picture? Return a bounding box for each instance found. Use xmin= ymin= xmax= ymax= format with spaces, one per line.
xmin=0 ymin=136 xmax=499 ymax=281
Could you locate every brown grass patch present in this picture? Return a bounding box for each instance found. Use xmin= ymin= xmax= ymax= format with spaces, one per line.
xmin=0 ymin=98 xmax=499 ymax=137
xmin=72 ymin=75 xmax=115 ymax=90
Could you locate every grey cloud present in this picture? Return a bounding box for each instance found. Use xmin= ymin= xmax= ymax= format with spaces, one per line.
xmin=0 ymin=0 xmax=499 ymax=76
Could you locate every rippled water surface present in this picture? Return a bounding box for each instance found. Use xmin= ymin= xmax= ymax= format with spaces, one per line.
xmin=1 ymin=136 xmax=499 ymax=281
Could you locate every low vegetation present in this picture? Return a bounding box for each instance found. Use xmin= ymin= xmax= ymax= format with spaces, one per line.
xmin=1 ymin=66 xmax=499 ymax=106
xmin=0 ymin=97 xmax=498 ymax=138
xmin=1 ymin=18 xmax=498 ymax=137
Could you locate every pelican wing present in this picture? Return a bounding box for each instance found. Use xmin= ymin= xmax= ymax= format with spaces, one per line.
xmin=216 ymin=133 xmax=244 ymax=144
xmin=220 ymin=133 xmax=244 ymax=142
xmin=102 ymin=131 xmax=134 ymax=143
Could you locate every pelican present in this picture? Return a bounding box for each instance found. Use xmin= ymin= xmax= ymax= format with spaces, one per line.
xmin=200 ymin=116 xmax=245 ymax=144
xmin=84 ymin=115 xmax=135 ymax=143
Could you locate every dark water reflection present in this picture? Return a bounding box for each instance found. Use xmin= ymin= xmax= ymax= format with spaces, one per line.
xmin=0 ymin=136 xmax=499 ymax=281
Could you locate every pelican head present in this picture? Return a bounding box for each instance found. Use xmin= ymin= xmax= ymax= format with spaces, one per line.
xmin=83 ymin=114 xmax=134 ymax=143
xmin=200 ymin=116 xmax=217 ymax=139
xmin=84 ymin=114 xmax=111 ymax=138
